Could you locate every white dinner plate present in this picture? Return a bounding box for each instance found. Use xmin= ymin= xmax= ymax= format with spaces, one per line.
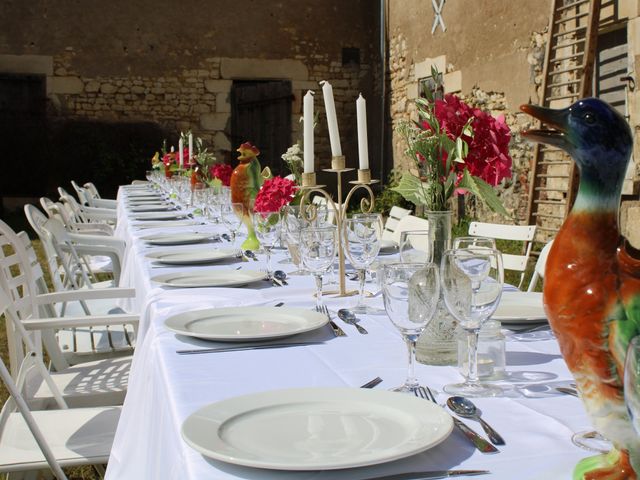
xmin=379 ymin=239 xmax=399 ymax=255
xmin=141 ymin=233 xmax=213 ymax=246
xmin=133 ymin=219 xmax=200 ymax=229
xmin=132 ymin=211 xmax=187 ymax=221
xmin=181 ymin=387 xmax=453 ymax=470
xmin=494 ymin=291 xmax=546 ymax=324
xmin=165 ymin=306 xmax=327 ymax=341
xmin=146 ymin=248 xmax=237 ymax=265
xmin=129 ymin=205 xmax=175 ymax=212
xmin=152 ymin=270 xmax=266 ymax=289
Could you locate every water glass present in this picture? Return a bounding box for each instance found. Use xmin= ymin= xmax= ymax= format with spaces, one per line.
xmin=300 ymin=226 xmax=337 ymax=309
xmin=220 ymin=203 xmax=245 ymax=248
xmin=441 ymin=247 xmax=504 ymax=397
xmin=625 ymin=336 xmax=640 ymax=435
xmin=399 ymin=230 xmax=432 ymax=263
xmin=382 ymin=262 xmax=439 ymax=394
xmin=343 ymin=214 xmax=382 ymax=314
xmin=252 ymin=210 xmax=281 ymax=278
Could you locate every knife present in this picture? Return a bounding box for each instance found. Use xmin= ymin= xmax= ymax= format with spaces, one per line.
xmin=452 ymin=417 xmax=499 ymax=454
xmin=359 ymin=469 xmax=490 ymax=480
xmin=176 ymin=341 xmax=323 ymax=355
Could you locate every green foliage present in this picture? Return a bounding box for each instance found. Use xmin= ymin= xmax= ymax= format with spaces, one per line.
xmin=374 ymin=169 xmax=413 ymax=216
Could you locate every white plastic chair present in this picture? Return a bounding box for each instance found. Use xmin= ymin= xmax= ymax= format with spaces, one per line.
xmin=2 ymin=217 xmax=136 ymax=374
xmin=0 ymin=303 xmax=121 ymax=478
xmin=71 ymin=180 xmax=117 ymax=210
xmin=59 ymin=187 xmax=117 ymax=225
xmin=391 ymin=214 xmax=431 ymax=245
xmin=468 ymin=221 xmax=537 ymax=289
xmin=527 ymin=239 xmax=554 ymax=292
xmin=382 ymin=206 xmax=412 ymax=241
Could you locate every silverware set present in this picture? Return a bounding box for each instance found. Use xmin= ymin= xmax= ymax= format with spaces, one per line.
xmin=315 ymin=304 xmax=347 ymax=337
xmin=415 ymin=386 xmax=501 ymax=454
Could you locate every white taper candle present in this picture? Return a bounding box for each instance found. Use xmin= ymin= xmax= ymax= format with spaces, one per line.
xmin=319 ymin=80 xmax=342 ymax=157
xmin=303 ymin=90 xmax=315 ymax=174
xmin=356 ymin=93 xmax=369 ymax=170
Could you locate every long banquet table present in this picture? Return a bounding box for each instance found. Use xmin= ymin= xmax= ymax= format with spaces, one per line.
xmin=105 ymin=184 xmax=595 ymax=479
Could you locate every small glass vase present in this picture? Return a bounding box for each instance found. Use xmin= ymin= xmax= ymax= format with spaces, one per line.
xmin=415 ymin=210 xmax=459 ymax=366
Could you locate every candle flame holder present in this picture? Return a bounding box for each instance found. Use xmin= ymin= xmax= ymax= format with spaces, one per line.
xmin=299 ymin=158 xmax=378 ymax=297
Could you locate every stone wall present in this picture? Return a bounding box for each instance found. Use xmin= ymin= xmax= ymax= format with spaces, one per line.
xmin=0 ymin=0 xmax=379 ymax=172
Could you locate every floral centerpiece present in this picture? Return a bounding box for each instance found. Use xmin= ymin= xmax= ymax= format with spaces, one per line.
xmin=393 ymin=67 xmax=513 ymax=366
xmin=393 ymin=67 xmax=512 ymax=214
xmin=254 ymin=176 xmax=298 ymax=215
xmin=210 ymin=163 xmax=233 ymax=186
xmin=281 ymin=143 xmax=303 ymax=186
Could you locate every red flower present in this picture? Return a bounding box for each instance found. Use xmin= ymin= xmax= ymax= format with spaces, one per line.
xmin=210 ymin=163 xmax=233 ymax=186
xmin=253 ymin=176 xmax=298 ymax=213
xmin=431 ymin=94 xmax=512 ymax=186
xmin=162 ymin=152 xmax=176 ymax=166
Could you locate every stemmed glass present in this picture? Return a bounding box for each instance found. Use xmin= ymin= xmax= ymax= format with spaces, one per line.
xmin=252 ymin=210 xmax=281 ymax=279
xmin=343 ymin=214 xmax=382 ymax=314
xmin=382 ymin=262 xmax=440 ymax=394
xmin=399 ymin=230 xmax=432 ymax=263
xmin=453 ymin=236 xmax=496 ymax=250
xmin=299 ymin=226 xmax=337 ymax=310
xmin=441 ymin=247 xmax=504 ymax=397
xmin=625 ymin=336 xmax=640 ymax=435
xmin=220 ymin=202 xmax=245 ymax=249
xmin=282 ymin=205 xmax=307 ymax=274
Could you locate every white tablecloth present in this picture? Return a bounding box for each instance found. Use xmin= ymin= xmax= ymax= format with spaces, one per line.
xmin=105 ymin=186 xmax=592 ymax=479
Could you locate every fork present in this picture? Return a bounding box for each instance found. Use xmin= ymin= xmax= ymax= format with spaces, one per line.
xmin=315 ymin=304 xmax=346 ymax=337
xmin=415 ymin=386 xmax=499 ymax=454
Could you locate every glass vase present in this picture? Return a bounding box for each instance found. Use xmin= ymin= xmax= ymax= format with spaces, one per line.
xmin=415 ymin=210 xmax=459 ymax=366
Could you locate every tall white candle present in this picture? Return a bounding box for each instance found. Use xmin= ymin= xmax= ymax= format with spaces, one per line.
xmin=303 ymin=90 xmax=315 ymax=174
xmin=319 ymin=80 xmax=342 ymax=157
xmin=356 ymin=93 xmax=369 ymax=170
xmin=188 ymin=133 xmax=193 ymax=163
xmin=178 ymin=139 xmax=184 ymax=167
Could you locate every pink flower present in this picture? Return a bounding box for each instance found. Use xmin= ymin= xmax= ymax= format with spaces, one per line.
xmin=253 ymin=176 xmax=298 ymax=214
xmin=210 ymin=163 xmax=233 ymax=186
xmin=432 ymin=94 xmax=512 ymax=186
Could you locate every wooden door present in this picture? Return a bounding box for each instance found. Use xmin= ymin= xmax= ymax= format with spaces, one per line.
xmin=230 ymin=80 xmax=292 ymax=176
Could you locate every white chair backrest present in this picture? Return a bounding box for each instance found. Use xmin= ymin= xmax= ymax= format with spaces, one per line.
xmin=84 ymin=182 xmax=101 ymax=198
xmin=392 ymin=214 xmax=430 ymax=245
xmin=71 ymin=180 xmax=88 ymax=206
xmin=468 ymin=221 xmax=537 ymax=289
xmin=382 ymin=206 xmax=412 ymax=241
xmin=527 ymin=239 xmax=554 ymax=292
xmin=59 ymin=192 xmax=88 ymax=224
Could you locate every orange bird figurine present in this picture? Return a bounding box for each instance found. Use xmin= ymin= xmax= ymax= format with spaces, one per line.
xmin=230 ymin=142 xmax=262 ymax=250
xmin=522 ymin=98 xmax=640 ymax=479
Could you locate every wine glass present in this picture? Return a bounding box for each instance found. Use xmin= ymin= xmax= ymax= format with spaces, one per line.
xmin=382 ymin=262 xmax=439 ymax=394
xmin=453 ymin=236 xmax=496 ymax=250
xmin=220 ymin=202 xmax=245 ymax=249
xmin=192 ymin=183 xmax=208 ymax=217
xmin=441 ymin=247 xmax=504 ymax=397
xmin=399 ymin=230 xmax=432 ymax=263
xmin=252 ymin=210 xmax=281 ymax=279
xmin=282 ymin=205 xmax=307 ymax=274
xmin=343 ymin=214 xmax=382 ymax=314
xmin=299 ymin=225 xmax=337 ymax=310
xmin=625 ymin=336 xmax=640 ymax=435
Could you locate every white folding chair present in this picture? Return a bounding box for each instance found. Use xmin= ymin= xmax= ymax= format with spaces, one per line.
xmin=72 ymin=180 xmax=117 ymax=209
xmin=1 ymin=218 xmax=136 ymax=375
xmin=382 ymin=206 xmax=412 ymax=241
xmin=0 ymin=314 xmax=121 ymax=478
xmin=391 ymin=214 xmax=431 ymax=245
xmin=527 ymin=239 xmax=554 ymax=292
xmin=468 ymin=221 xmax=537 ymax=289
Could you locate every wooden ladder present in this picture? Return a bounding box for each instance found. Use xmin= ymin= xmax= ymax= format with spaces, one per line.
xmin=526 ymin=0 xmax=601 ymax=243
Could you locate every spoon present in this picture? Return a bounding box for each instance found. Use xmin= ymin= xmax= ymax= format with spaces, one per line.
xmin=244 ymin=250 xmax=259 ymax=261
xmin=337 ymin=309 xmax=368 ymax=334
xmin=447 ymin=396 xmax=505 ymax=445
xmin=274 ymin=270 xmax=289 ymax=285
xmin=221 ymin=233 xmax=231 ymax=242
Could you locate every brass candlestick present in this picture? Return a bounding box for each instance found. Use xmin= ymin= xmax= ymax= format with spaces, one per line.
xmin=299 ymin=158 xmax=379 ymax=296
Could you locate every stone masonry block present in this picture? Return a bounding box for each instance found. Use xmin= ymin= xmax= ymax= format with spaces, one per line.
xmin=216 ymin=92 xmax=230 ymax=113
xmin=48 ymin=76 xmax=84 ymax=95
xmin=204 ymin=79 xmax=232 ymax=93
xmin=414 ymin=55 xmax=447 ymax=80
xmin=214 ymin=131 xmax=231 ymax=151
xmin=200 ymin=113 xmax=229 ymax=131
xmin=0 ymin=54 xmax=53 ymax=75
xmin=444 ymin=70 xmax=462 ymax=93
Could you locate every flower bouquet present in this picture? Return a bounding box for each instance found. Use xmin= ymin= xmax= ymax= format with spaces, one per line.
xmin=393 ymin=67 xmax=512 ymax=214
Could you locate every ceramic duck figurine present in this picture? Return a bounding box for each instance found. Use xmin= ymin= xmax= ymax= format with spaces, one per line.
xmin=230 ymin=142 xmax=262 ymax=250
xmin=522 ymin=98 xmax=640 ymax=479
